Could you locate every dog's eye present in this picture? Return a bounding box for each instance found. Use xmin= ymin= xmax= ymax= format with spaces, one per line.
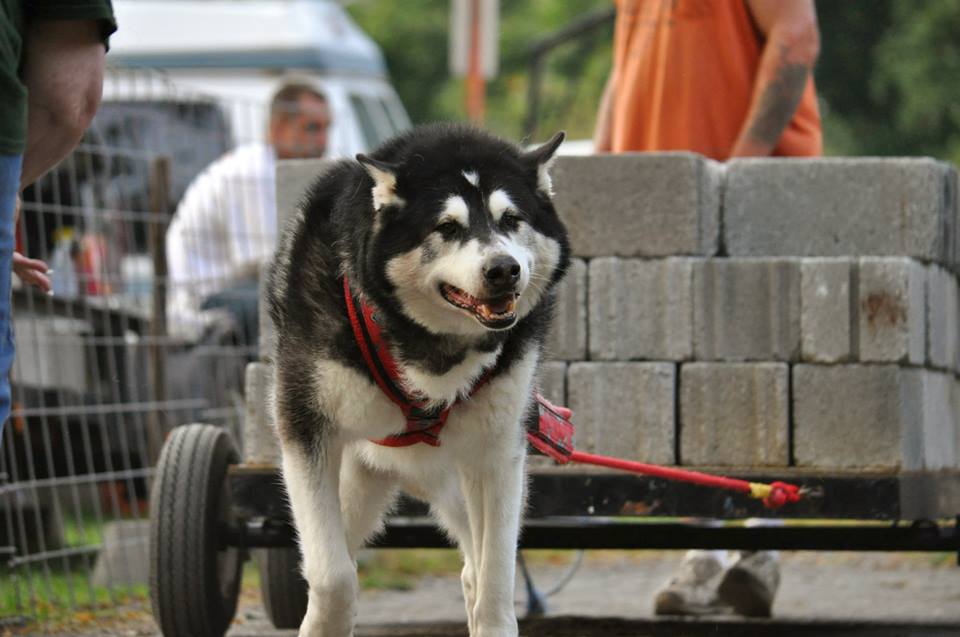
xmin=435 ymin=221 xmax=461 ymax=239
xmin=500 ymin=212 xmax=522 ymax=231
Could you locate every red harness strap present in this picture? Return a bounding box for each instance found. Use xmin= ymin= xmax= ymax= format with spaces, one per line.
xmin=344 ymin=277 xmax=490 ymax=447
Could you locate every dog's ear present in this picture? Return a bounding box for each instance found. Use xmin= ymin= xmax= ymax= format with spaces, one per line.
xmin=520 ymin=131 xmax=565 ymax=197
xmin=357 ymin=154 xmax=405 ymax=211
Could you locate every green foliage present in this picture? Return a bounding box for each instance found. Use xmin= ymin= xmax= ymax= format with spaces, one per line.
xmin=816 ymin=0 xmax=960 ymax=162
xmin=347 ymin=0 xmax=612 ymax=141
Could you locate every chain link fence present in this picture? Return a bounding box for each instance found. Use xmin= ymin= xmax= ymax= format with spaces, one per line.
xmin=0 ymin=67 xmax=272 ymax=624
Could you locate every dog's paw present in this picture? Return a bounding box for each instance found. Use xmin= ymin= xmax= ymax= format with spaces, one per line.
xmin=298 ymin=573 xmax=359 ymax=637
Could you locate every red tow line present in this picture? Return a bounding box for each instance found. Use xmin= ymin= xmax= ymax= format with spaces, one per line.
xmin=345 ymin=277 xmax=806 ymax=511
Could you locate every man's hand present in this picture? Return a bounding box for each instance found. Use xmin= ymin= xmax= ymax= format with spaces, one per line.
xmin=13 ymin=252 xmax=52 ymax=294
xmin=730 ymin=0 xmax=820 ymax=157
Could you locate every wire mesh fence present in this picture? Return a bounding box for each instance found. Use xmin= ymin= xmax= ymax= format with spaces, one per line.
xmin=0 ymin=66 xmax=274 ymax=624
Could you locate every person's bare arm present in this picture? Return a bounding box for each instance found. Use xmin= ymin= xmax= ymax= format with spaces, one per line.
xmin=593 ymin=73 xmax=615 ymax=153
xmin=729 ymin=0 xmax=819 ymax=158
xmin=19 ymin=20 xmax=106 ymax=189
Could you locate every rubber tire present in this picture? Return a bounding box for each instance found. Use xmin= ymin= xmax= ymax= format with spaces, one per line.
xmin=256 ymin=547 xmax=309 ymax=629
xmin=149 ymin=424 xmax=242 ymax=637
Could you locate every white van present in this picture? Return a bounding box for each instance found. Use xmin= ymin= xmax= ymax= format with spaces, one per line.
xmin=106 ymin=0 xmax=411 ymax=158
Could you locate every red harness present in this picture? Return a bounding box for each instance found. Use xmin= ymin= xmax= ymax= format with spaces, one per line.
xmin=344 ymin=276 xmax=573 ymax=457
xmin=343 ymin=277 xmax=803 ymax=509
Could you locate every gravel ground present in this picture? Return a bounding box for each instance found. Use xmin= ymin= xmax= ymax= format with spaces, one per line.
xmin=9 ymin=551 xmax=960 ymax=636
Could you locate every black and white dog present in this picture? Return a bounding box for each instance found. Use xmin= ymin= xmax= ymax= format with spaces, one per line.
xmin=267 ymin=123 xmax=570 ymax=637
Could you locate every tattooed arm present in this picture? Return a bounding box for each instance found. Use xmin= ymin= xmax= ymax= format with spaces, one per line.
xmin=730 ymin=0 xmax=820 ymax=157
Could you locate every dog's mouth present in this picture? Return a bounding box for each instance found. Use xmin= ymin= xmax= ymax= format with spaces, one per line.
xmin=439 ymin=283 xmax=518 ymax=329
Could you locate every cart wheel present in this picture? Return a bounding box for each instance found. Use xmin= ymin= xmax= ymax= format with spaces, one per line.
xmin=256 ymin=547 xmax=308 ymax=628
xmin=149 ymin=424 xmax=242 ymax=637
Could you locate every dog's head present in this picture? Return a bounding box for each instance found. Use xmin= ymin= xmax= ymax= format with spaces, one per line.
xmin=355 ymin=124 xmax=569 ymax=337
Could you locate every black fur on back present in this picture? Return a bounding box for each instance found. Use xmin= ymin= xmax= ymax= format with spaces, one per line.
xmin=267 ymin=123 xmax=570 ymax=451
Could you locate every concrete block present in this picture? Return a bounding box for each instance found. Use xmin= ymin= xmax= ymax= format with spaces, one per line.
xmin=793 ymin=365 xmax=925 ymax=470
xmin=92 ymin=519 xmax=150 ymax=588
xmin=244 ymin=362 xmax=280 ymax=465
xmin=276 ymin=158 xmax=331 ymax=229
xmin=858 ymin=258 xmax=926 ymax=364
xmin=679 ymin=363 xmax=789 ymax=466
xmin=552 ymin=153 xmax=721 ymax=258
xmin=693 ymin=259 xmax=801 ymax=361
xmin=567 ymin=362 xmax=675 ymax=464
xmin=589 ymin=257 xmax=694 ymax=361
xmin=920 ymin=371 xmax=956 ymax=470
xmin=725 ymin=158 xmax=954 ymax=265
xmin=544 ymin=259 xmax=587 ymax=360
xmin=926 ymin=265 xmax=959 ymax=372
xmin=800 ymin=259 xmax=856 ymax=363
xmin=538 ymin=361 xmax=567 ymax=406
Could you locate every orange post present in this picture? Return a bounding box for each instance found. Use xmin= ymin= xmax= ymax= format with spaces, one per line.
xmin=466 ymin=0 xmax=485 ymax=124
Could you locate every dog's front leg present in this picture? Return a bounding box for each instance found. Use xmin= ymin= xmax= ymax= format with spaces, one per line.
xmin=460 ymin=448 xmax=525 ymax=637
xmin=282 ymin=440 xmax=357 ymax=637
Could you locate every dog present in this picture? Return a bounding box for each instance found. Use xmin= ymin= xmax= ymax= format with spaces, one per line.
xmin=267 ymin=123 xmax=570 ymax=637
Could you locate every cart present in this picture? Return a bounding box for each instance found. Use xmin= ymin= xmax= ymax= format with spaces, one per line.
xmin=146 ymin=161 xmax=960 ymax=637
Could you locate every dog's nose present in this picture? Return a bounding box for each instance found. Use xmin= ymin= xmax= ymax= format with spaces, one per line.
xmin=483 ymin=255 xmax=521 ymax=292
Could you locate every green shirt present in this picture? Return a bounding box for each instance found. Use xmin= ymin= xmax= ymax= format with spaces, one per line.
xmin=0 ymin=1 xmax=117 ymax=155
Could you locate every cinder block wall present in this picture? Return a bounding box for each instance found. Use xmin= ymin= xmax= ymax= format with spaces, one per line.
xmin=543 ymin=154 xmax=960 ymax=472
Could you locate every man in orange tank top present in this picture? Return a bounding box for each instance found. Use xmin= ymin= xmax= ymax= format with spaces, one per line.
xmin=594 ymin=0 xmax=821 ymax=160
xmin=593 ymin=0 xmax=821 ymax=618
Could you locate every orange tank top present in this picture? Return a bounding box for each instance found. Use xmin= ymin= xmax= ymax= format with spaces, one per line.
xmin=610 ymin=0 xmax=822 ymax=160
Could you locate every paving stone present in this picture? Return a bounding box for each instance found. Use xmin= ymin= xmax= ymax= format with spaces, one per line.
xmin=552 ymin=153 xmax=721 ymax=258
xmin=692 ymin=258 xmax=801 ymax=361
xmin=920 ymin=371 xmax=956 ymax=470
xmin=793 ymin=365 xmax=925 ymax=470
xmin=244 ymin=361 xmax=280 ymax=465
xmin=800 ymin=258 xmax=856 ymax=363
xmin=925 ymin=265 xmax=960 ymax=372
xmin=858 ymin=258 xmax=926 ymax=364
xmin=567 ymin=362 xmax=675 ymax=464
xmin=724 ymin=158 xmax=956 ymax=266
xmin=544 ymin=259 xmax=587 ymax=361
xmin=589 ymin=258 xmax=694 ymax=361
xmin=679 ymin=363 xmax=789 ymax=467
xmin=538 ymin=361 xmax=567 ymax=407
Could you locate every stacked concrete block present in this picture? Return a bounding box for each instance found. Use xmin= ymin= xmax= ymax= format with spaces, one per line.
xmin=538 ymin=361 xmax=567 ymax=407
xmin=588 ymin=257 xmax=694 ymax=361
xmin=724 ymin=158 xmax=956 ymax=267
xmin=544 ymin=259 xmax=587 ymax=361
xmin=793 ymin=365 xmax=927 ymax=470
xmin=567 ymin=362 xmax=675 ymax=465
xmin=857 ymin=258 xmax=926 ymax=364
xmin=799 ymin=258 xmax=856 ymax=363
xmin=926 ymin=265 xmax=959 ymax=371
xmin=552 ymin=153 xmax=722 ymax=258
xmin=679 ymin=363 xmax=789 ymax=467
xmin=920 ymin=371 xmax=956 ymax=470
xmin=244 ymin=362 xmax=281 ymax=465
xmin=266 ymin=155 xmax=960 ymax=477
xmin=692 ymin=259 xmax=801 ymax=361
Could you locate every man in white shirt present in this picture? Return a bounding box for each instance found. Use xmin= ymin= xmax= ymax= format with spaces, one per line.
xmin=165 ymin=83 xmax=331 ymax=344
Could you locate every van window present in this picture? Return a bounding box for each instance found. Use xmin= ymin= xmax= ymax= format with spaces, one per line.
xmin=349 ymin=94 xmax=382 ymax=150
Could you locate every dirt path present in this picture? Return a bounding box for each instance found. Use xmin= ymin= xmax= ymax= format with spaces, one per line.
xmin=9 ymin=550 xmax=960 ymax=636
xmin=230 ymin=551 xmax=960 ymax=635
